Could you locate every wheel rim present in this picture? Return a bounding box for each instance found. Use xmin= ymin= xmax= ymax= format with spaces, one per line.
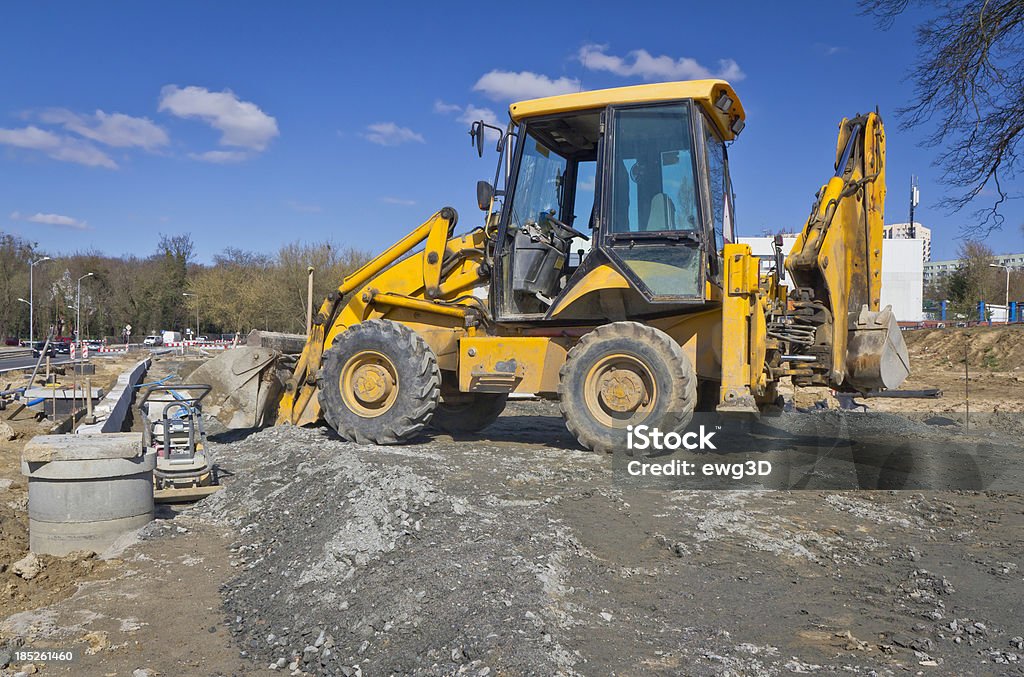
xmin=583 ymin=353 xmax=657 ymax=428
xmin=340 ymin=350 xmax=399 ymax=418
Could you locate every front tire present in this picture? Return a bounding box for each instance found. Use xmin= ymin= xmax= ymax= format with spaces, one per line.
xmin=558 ymin=322 xmax=696 ymax=452
xmin=318 ymin=320 xmax=440 ymax=445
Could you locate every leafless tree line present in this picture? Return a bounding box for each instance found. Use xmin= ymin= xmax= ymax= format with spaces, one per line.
xmin=0 ymin=231 xmax=369 ymax=342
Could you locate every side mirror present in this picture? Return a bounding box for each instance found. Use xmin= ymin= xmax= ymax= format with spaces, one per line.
xmin=469 ymin=119 xmax=506 ymax=158
xmin=476 ymin=181 xmax=495 ymax=211
xmin=469 ymin=121 xmax=485 ymax=157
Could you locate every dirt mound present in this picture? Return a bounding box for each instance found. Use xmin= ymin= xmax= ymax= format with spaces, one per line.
xmin=0 ymin=491 xmax=112 ymax=618
xmin=904 ymin=325 xmax=1024 ymax=372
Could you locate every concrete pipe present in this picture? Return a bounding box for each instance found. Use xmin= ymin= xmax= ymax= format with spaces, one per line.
xmin=21 ymin=433 xmax=155 ymax=556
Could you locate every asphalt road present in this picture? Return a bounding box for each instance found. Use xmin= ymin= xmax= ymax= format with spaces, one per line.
xmin=0 ymin=354 xmax=74 ymax=374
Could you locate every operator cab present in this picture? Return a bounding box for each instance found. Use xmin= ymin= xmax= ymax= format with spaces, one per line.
xmin=476 ymin=80 xmax=742 ymax=322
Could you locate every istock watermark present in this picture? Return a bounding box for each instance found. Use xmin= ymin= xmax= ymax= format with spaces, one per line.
xmin=611 ymin=412 xmax=1012 ymax=491
xmin=625 ymin=458 xmax=773 ymax=480
xmin=626 ymin=424 xmax=718 ymax=451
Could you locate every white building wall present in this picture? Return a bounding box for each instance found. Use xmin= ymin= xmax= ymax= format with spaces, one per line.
xmin=737 ymin=236 xmax=798 ymax=272
xmin=884 ymin=222 xmax=931 ymax=261
xmin=737 ymin=235 xmax=924 ymax=322
xmin=879 ymin=239 xmax=924 ymax=321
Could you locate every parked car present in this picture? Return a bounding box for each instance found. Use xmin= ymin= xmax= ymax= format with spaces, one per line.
xmin=85 ymin=339 xmax=104 ymax=351
xmin=143 ymin=335 xmax=163 ymax=346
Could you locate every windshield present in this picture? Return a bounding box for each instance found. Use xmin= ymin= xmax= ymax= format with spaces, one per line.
xmin=609 ymin=103 xmax=699 ymax=234
xmin=508 ymin=134 xmax=567 ymax=229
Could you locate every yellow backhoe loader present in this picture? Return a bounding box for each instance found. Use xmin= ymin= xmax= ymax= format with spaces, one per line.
xmin=192 ymin=79 xmax=910 ymax=452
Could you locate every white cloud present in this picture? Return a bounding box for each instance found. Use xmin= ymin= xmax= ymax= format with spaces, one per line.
xmin=363 ymin=122 xmax=424 ymax=146
xmin=473 ymin=70 xmax=580 ymax=101
xmin=287 ymin=200 xmax=323 ymax=213
xmin=436 ymin=103 xmax=502 ymax=142
xmin=380 ymin=197 xmax=417 ymax=206
xmin=433 ymin=100 xmax=462 ymax=114
xmin=38 ymin=108 xmax=168 ymax=150
xmin=188 ymin=149 xmax=250 ymax=163
xmin=10 ymin=210 xmax=89 ymax=230
xmin=458 ymin=104 xmax=500 ymax=127
xmin=814 ymin=43 xmax=844 ymax=56
xmin=158 ymin=85 xmax=279 ymax=150
xmin=578 ymin=44 xmax=745 ymax=82
xmin=0 ymin=125 xmax=117 ymax=168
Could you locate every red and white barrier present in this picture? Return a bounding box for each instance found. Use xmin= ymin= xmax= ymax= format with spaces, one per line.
xmin=94 ymin=340 xmax=235 ymax=353
xmin=162 ymin=340 xmax=230 ymax=350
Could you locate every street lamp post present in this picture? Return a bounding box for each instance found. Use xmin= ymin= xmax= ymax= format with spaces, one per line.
xmin=29 ymin=256 xmax=52 ymax=346
xmin=77 ymin=272 xmax=93 ymax=353
xmin=183 ymin=293 xmax=199 ymax=340
xmin=989 ymin=263 xmax=1011 ymax=323
xmin=17 ymin=298 xmax=30 ymax=336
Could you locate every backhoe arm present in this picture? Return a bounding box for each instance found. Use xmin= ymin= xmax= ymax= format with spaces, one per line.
xmin=782 ymin=112 xmax=909 ymax=391
xmin=276 ymin=208 xmax=462 ymax=425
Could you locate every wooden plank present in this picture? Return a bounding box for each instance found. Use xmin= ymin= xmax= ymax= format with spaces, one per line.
xmin=154 ymin=484 xmax=222 ymax=503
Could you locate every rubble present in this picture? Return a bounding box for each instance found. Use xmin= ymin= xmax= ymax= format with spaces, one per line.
xmin=10 ymin=554 xmax=40 ymax=582
xmin=0 ymin=422 xmax=16 ymax=442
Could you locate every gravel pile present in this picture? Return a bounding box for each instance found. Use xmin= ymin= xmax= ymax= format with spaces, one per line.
xmin=195 ymin=425 xmax=593 ymax=676
xmin=183 ymin=403 xmax=1023 ymax=676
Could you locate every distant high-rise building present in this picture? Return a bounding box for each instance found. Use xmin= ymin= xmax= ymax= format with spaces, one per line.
xmin=924 ymin=252 xmax=1024 ymax=285
xmin=884 ymin=222 xmax=931 ymax=261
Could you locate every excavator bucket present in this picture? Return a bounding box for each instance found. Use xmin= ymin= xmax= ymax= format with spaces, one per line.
xmin=188 ymin=347 xmax=283 ymax=429
xmin=844 ymin=305 xmax=911 ymax=392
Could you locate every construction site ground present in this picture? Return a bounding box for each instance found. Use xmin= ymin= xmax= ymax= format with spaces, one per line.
xmin=0 ymin=326 xmax=1021 ymax=676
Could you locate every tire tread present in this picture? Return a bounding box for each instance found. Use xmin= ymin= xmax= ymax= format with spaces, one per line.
xmin=557 ymin=322 xmax=697 ymax=452
xmin=319 ymin=320 xmax=440 ymax=445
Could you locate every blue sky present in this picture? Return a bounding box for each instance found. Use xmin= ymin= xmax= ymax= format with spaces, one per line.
xmin=1 ymin=1 xmax=1020 ymax=263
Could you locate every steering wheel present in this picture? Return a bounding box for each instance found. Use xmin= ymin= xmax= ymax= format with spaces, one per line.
xmin=542 ymin=213 xmax=590 ymax=241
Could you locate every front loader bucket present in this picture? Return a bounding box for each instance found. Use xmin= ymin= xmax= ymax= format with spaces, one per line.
xmin=188 ymin=347 xmax=283 ymax=429
xmin=844 ymin=305 xmax=911 ymax=391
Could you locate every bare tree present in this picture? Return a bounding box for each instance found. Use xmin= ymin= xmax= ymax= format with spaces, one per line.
xmin=862 ymin=0 xmax=1023 ymax=237
xmin=0 ymin=232 xmax=37 ymax=341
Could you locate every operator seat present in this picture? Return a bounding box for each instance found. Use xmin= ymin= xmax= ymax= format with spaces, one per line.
xmin=645 ymin=193 xmax=676 ymax=231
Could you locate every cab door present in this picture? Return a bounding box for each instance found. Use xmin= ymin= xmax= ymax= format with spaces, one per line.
xmin=597 ymin=101 xmax=709 ymax=304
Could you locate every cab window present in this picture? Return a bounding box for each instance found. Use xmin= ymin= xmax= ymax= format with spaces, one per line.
xmin=702 ymin=115 xmax=732 ymax=249
xmin=508 ymin=137 xmax=567 ymax=230
xmin=609 ymin=104 xmax=699 ymax=234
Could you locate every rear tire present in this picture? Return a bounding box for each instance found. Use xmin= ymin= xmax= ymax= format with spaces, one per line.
xmin=558 ymin=322 xmax=696 ymax=453
xmin=318 ymin=320 xmax=440 ymax=445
